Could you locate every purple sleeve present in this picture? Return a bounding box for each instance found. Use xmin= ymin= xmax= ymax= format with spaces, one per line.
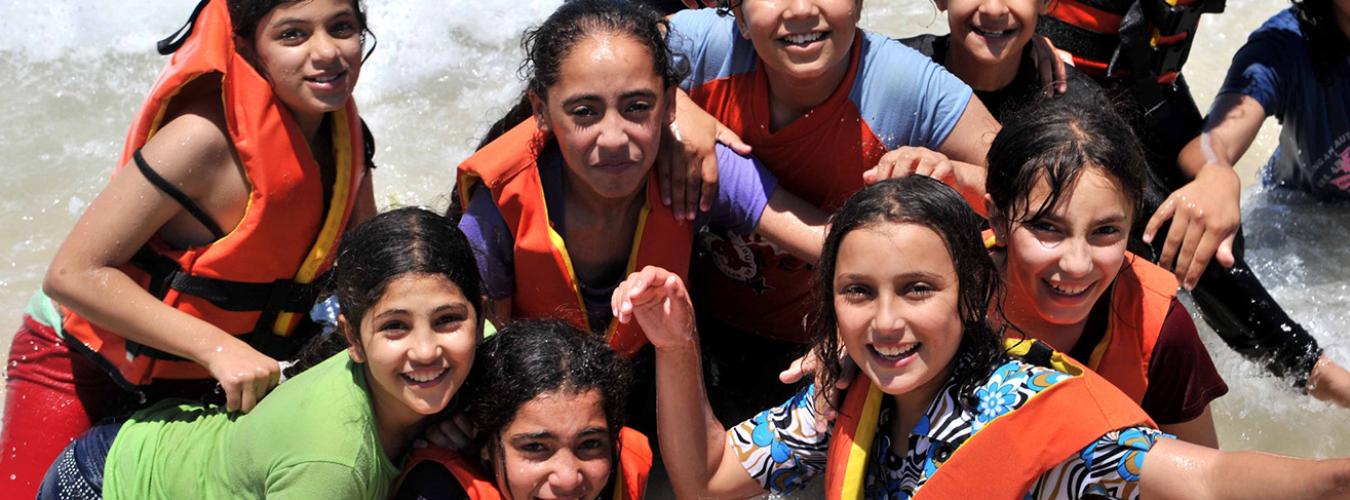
xmin=1140 ymin=298 xmax=1230 ymax=425
xmin=694 ymin=144 xmax=778 ymax=235
xmin=457 ymin=184 xmax=514 ymax=300
xmin=1216 ymin=12 xmax=1301 ymax=116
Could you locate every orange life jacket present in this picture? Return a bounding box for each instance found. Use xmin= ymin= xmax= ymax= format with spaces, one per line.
xmin=59 ymin=0 xmax=366 ymax=388
xmin=397 ymin=427 xmax=653 ymax=500
xmin=1040 ymin=0 xmax=1224 ymax=82
xmin=1084 ymin=253 xmax=1178 ymax=402
xmin=457 ymin=120 xmax=692 ymax=358
xmin=824 ymin=339 xmax=1155 ymax=499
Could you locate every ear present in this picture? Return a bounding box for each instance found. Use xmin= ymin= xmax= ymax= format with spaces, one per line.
xmin=731 ymin=6 xmax=751 ymax=40
xmin=1039 ymin=0 xmax=1053 ymax=15
xmin=527 ymin=89 xmax=551 ymax=134
xmin=984 ymin=194 xmax=1009 ymax=246
xmin=339 ymin=314 xmax=366 ymax=364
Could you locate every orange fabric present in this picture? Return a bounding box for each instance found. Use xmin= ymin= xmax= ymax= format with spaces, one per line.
xmin=1088 ymin=253 xmax=1178 ymax=403
xmin=397 ymin=427 xmax=652 ymax=500
xmin=457 ymin=120 xmax=692 ymax=358
xmin=1048 ymin=0 xmax=1124 ymax=35
xmin=824 ymin=347 xmax=1154 ymax=499
xmin=59 ymin=0 xmax=366 ymax=387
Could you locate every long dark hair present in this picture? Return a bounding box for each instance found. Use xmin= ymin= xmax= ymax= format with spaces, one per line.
xmin=228 ymin=0 xmax=376 ymax=62
xmin=475 ymin=0 xmax=687 ymax=151
xmin=1292 ymin=0 xmax=1350 ymax=78
xmin=286 ymin=207 xmax=485 ymax=375
xmin=465 ymin=320 xmax=633 ymax=492
xmin=812 ymin=176 xmax=1005 ymax=410
xmin=985 ymin=99 xmax=1155 ymax=232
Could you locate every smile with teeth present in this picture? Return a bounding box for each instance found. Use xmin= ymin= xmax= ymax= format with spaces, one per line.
xmin=1045 ymin=280 xmax=1092 ymax=297
xmin=401 ymin=366 xmax=449 ymax=386
xmin=871 ymin=343 xmax=920 ymax=359
xmin=971 ymin=25 xmax=1017 ymax=38
xmin=781 ymin=31 xmax=826 ymax=46
xmin=306 ymin=71 xmax=344 ymax=83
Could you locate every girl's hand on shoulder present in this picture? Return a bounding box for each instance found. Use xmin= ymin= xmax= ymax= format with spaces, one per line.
xmin=200 ymin=339 xmax=281 ymax=413
xmin=612 ymin=266 xmax=697 ymax=350
xmin=657 ymin=92 xmax=751 ymax=220
xmin=416 ymin=413 xmax=477 ymax=451
xmin=864 ymin=146 xmax=953 ymax=185
xmin=1029 ymin=35 xmax=1069 ymax=96
xmin=778 ymin=347 xmax=857 ymax=432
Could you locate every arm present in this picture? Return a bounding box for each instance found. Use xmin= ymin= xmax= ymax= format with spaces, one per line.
xmin=1144 ymin=93 xmax=1263 ymax=288
xmin=753 ymin=187 xmax=827 ymax=263
xmin=612 ymin=267 xmax=765 ymax=499
xmin=350 ymin=171 xmax=377 ymax=228
xmin=43 ymin=102 xmax=279 ymax=413
xmin=934 ymin=97 xmax=999 ymax=213
xmin=1158 ymin=405 xmax=1219 ymax=449
xmin=1140 ymin=437 xmax=1350 ymax=499
xmin=656 ymin=89 xmax=752 ymax=221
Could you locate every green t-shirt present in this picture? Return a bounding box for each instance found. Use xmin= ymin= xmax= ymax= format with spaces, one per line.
xmin=103 ymin=353 xmax=400 ymax=500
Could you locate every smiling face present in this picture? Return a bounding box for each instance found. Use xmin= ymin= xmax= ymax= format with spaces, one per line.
xmin=833 ymin=221 xmax=964 ymax=401
xmin=1000 ymin=167 xmax=1132 ymax=327
xmin=491 ymin=389 xmax=614 ymax=500
xmin=347 ymin=273 xmax=477 ymax=430
xmin=530 ymin=33 xmax=671 ymax=202
xmin=734 ymin=0 xmax=861 ymax=84
xmin=940 ymin=0 xmax=1042 ymax=65
xmin=247 ymin=0 xmax=363 ymax=125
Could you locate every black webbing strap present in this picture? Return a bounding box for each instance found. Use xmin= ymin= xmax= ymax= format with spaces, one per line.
xmin=157 ymin=0 xmax=211 ymax=55
xmin=133 ymin=149 xmax=226 ymax=241
xmin=361 ymin=118 xmax=377 ymax=170
xmin=1022 ymin=340 xmax=1058 ymax=369
xmin=1037 ymin=16 xmax=1119 ymax=66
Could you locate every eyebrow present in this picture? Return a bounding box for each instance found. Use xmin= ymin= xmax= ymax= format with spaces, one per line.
xmin=510 ymin=431 xmax=556 ymax=442
xmin=560 ymin=89 xmax=659 ymax=108
xmin=836 ymin=271 xmax=946 ymax=283
xmin=1037 ymin=212 xmax=1128 ymax=226
xmin=269 ymin=9 xmax=356 ymax=28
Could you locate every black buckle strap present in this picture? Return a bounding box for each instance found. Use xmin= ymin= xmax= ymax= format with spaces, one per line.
xmin=1023 ymin=340 xmax=1057 ymax=369
xmin=1143 ymin=0 xmax=1225 ymax=38
xmin=157 ymin=0 xmax=211 ymax=55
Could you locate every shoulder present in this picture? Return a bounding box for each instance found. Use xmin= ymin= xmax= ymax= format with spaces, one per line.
xmin=968 ymin=360 xmax=1075 ymax=430
xmin=1234 ymin=9 xmax=1309 ymax=62
xmin=851 ymin=31 xmax=972 ymax=149
xmin=669 ymin=9 xmax=757 ymax=89
xmin=136 ymin=77 xmax=236 ymax=198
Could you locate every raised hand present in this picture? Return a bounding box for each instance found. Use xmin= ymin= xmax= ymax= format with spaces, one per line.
xmin=612 ymin=266 xmax=697 ymax=350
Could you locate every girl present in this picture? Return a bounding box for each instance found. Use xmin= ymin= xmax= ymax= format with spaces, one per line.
xmin=396 ymin=320 xmax=650 ymax=500
xmin=456 ymin=0 xmax=824 ymax=359
xmin=615 ymin=176 xmax=1350 ymax=498
xmin=1 ymin=0 xmax=377 ymax=494
xmin=985 ymin=101 xmax=1227 ymax=445
xmin=667 ymin=0 xmax=998 ymax=342
xmin=37 ymin=207 xmax=480 ymax=499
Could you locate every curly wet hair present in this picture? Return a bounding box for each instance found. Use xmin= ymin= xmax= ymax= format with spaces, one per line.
xmin=811 ymin=176 xmax=1007 ymax=411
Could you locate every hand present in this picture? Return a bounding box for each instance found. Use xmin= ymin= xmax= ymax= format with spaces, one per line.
xmin=415 ymin=413 xmax=477 ymax=451
xmin=656 ymin=94 xmax=751 ymax=220
xmin=202 ymin=339 xmax=281 ymax=413
xmin=779 ymin=346 xmax=858 ymax=432
xmin=863 ymin=146 xmax=953 ymax=185
xmin=1029 ymin=35 xmax=1069 ymax=95
xmin=1143 ymin=163 xmax=1241 ymax=289
xmin=1308 ymin=355 xmax=1350 ymax=409
xmin=612 ymin=266 xmax=697 ymax=350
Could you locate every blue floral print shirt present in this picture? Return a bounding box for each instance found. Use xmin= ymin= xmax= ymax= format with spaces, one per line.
xmin=728 ymin=359 xmax=1169 ymax=499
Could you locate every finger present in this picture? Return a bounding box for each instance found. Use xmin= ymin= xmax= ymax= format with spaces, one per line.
xmin=670 ymin=151 xmax=690 ymax=220
xmin=683 ymin=162 xmax=700 ymax=220
xmin=1143 ymin=197 xmax=1177 ymax=244
xmin=223 ymin=381 xmax=241 ymax=413
xmin=1158 ymin=207 xmax=1190 ymax=271
xmin=1173 ymin=213 xmax=1207 ymax=282
xmin=861 ymin=166 xmax=879 ymax=185
xmin=1039 ymin=50 xmax=1055 ymax=96
xmin=425 ymin=421 xmax=455 ymax=449
xmin=778 ymin=357 xmax=805 ymax=384
xmin=239 ymin=379 xmax=259 ymax=413
xmin=913 ymin=156 xmax=936 ymax=177
xmin=681 ymin=0 xmax=698 ymax=7
xmin=699 ymin=155 xmax=719 ymax=213
xmin=715 ymin=126 xmax=752 ymax=155
xmin=657 ymin=145 xmax=674 ymax=207
xmin=836 ymin=356 xmax=858 ymax=391
xmin=1181 ymin=227 xmax=1220 ymax=290
xmin=1053 ymin=48 xmax=1068 ymax=93
xmin=1215 ymin=233 xmax=1237 ymax=268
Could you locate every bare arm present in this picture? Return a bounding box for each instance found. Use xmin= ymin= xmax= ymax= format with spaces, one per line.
xmin=1145 ymin=93 xmax=1266 ymax=288
xmin=753 ymin=188 xmax=828 ymax=263
xmin=934 ymin=97 xmax=1000 ymax=211
xmin=1158 ymin=405 xmax=1219 ymax=449
xmin=350 ymin=171 xmax=377 ymax=227
xmin=1140 ymin=437 xmax=1350 ymax=499
xmin=613 ymin=267 xmax=766 ymax=499
xmin=43 ymin=103 xmax=279 ymax=412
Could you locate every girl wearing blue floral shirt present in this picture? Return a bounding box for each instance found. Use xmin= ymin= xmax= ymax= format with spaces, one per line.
xmin=610 ymin=175 xmax=1350 ymax=499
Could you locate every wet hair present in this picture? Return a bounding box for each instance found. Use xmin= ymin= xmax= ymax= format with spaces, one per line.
xmin=228 ymin=0 xmax=375 ymax=60
xmin=466 ymin=320 xmax=633 ymax=490
xmin=812 ymin=176 xmax=1005 ymax=410
xmin=474 ymin=0 xmax=688 ymax=151
xmin=985 ymin=99 xmax=1155 ymax=231
xmin=1291 ymin=0 xmax=1350 ymax=77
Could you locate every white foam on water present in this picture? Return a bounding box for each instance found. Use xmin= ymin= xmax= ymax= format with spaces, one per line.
xmin=0 ymin=3 xmax=1346 ymax=486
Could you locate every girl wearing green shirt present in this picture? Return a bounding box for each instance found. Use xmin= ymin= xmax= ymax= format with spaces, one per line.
xmin=37 ymin=207 xmax=485 ymax=500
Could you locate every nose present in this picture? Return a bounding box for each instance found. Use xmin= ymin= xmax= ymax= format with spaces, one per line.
xmin=310 ymin=32 xmax=342 ymax=65
xmin=783 ymin=0 xmax=819 ymax=19
xmin=979 ymin=0 xmax=1011 ymax=16
xmin=407 ymin=326 xmax=442 ymax=364
xmin=595 ymin=112 xmax=628 ymax=152
xmin=1057 ymin=237 xmax=1094 ymax=278
xmin=872 ymin=293 xmax=906 ymax=335
xmin=546 ymin=453 xmax=587 ymax=496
